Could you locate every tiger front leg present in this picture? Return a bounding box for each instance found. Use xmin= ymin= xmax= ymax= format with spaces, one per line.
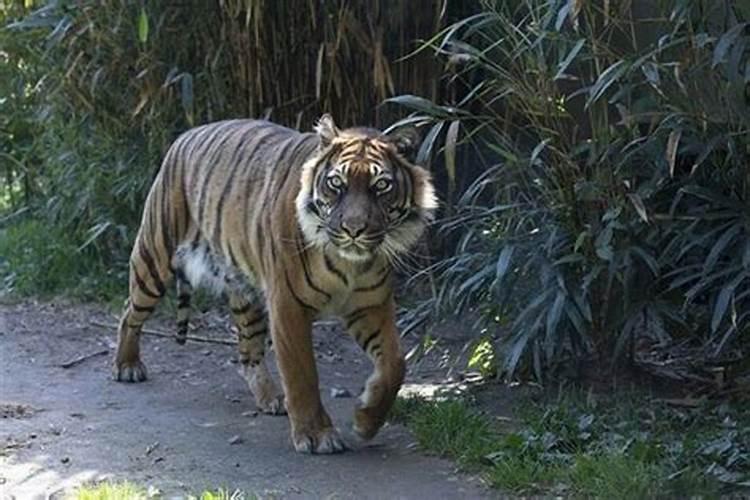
xmin=346 ymin=297 xmax=406 ymax=440
xmin=227 ymin=293 xmax=285 ymax=415
xmin=268 ymin=291 xmax=346 ymax=454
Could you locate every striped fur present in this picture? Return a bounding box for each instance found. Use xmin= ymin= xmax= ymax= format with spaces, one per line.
xmin=112 ymin=115 xmax=437 ymax=454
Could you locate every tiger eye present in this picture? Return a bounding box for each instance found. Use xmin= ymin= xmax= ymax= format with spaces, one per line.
xmin=374 ymin=178 xmax=392 ymax=193
xmin=327 ymin=175 xmax=345 ymax=190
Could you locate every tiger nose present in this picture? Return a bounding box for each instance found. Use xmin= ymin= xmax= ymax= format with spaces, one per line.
xmin=341 ymin=218 xmax=366 ymax=238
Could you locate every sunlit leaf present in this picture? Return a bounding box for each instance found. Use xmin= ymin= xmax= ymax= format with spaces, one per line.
xmin=137 ymin=7 xmax=149 ymax=44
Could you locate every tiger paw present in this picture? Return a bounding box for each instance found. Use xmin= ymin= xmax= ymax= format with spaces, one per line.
xmin=257 ymin=393 xmax=286 ymax=416
xmin=292 ymin=426 xmax=347 ymax=454
xmin=112 ymin=359 xmax=148 ymax=383
xmin=353 ymin=405 xmax=386 ymax=441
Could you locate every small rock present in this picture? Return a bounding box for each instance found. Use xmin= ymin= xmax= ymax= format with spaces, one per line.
xmin=145 ymin=441 xmax=160 ymax=456
xmin=60 ymin=457 xmax=70 ymax=464
xmin=228 ymin=434 xmax=243 ymax=445
xmin=153 ymin=456 xmax=164 ymax=464
xmin=147 ymin=485 xmax=162 ymax=498
xmin=330 ymin=387 xmax=352 ymax=398
xmin=202 ymin=349 xmax=212 ymax=356
xmin=242 ymin=410 xmax=259 ymax=418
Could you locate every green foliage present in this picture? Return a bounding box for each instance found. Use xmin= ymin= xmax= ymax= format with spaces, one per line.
xmin=395 ymin=0 xmax=750 ymax=379
xmin=67 ymin=482 xmax=252 ymax=500
xmin=0 ymin=0 xmax=460 ymax=297
xmin=406 ymin=398 xmax=495 ymax=462
xmin=68 ymin=481 xmax=147 ymax=500
xmin=393 ymin=390 xmax=750 ymax=496
xmin=467 ymin=337 xmax=497 ymax=378
xmin=0 ymin=219 xmax=126 ymax=300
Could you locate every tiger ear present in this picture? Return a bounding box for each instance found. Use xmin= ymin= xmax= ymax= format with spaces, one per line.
xmin=315 ymin=114 xmax=340 ymax=147
xmin=385 ymin=126 xmax=420 ymax=160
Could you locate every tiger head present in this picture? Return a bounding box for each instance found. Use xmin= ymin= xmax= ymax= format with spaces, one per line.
xmin=296 ymin=114 xmax=437 ymax=262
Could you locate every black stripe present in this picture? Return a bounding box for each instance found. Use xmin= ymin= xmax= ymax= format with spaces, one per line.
xmin=354 ymin=268 xmax=390 ymax=292
xmin=240 ymin=328 xmax=267 ymax=340
xmin=361 ymin=329 xmax=381 ymax=352
xmin=269 ymin=238 xmax=277 ymax=263
xmin=270 ymin=136 xmax=317 ymax=208
xmin=240 ymin=315 xmax=265 ymax=329
xmin=345 ymin=296 xmax=391 ymax=329
xmin=371 ymin=345 xmax=382 ymax=358
xmin=285 ymin=273 xmax=318 ymax=312
xmin=138 ymin=244 xmax=166 ymax=296
xmin=295 ymin=237 xmax=331 ymax=300
xmin=305 ymin=200 xmax=321 ymax=218
xmin=324 ymin=253 xmax=348 ymax=285
xmin=359 ymin=258 xmax=375 ymax=274
xmin=196 ymin=125 xmax=244 ymax=223
xmin=132 ymin=303 xmax=155 ymax=313
xmin=231 ymin=303 xmax=253 ymax=315
xmin=158 ymin=157 xmax=174 ymax=256
xmin=226 ymin=241 xmax=240 ymax=268
xmin=175 ymin=267 xmax=188 ymax=282
xmin=214 ymin=126 xmax=275 ymax=243
xmin=133 ymin=268 xmax=162 ymax=299
xmin=177 ymin=294 xmax=191 ymax=308
xmin=346 ymin=312 xmax=367 ymax=330
xmin=177 ymin=320 xmax=188 ymax=329
xmin=403 ymin=163 xmax=416 ymax=207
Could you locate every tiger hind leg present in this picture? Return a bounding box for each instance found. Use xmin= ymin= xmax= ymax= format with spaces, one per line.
xmin=113 ymin=240 xmax=172 ymax=382
xmin=174 ymin=269 xmax=192 ymax=344
xmin=228 ymin=292 xmax=286 ymax=415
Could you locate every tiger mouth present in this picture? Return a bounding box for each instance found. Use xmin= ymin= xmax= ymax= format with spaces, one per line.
xmin=336 ymin=244 xmax=374 ymax=261
xmin=328 ymin=235 xmax=380 ymax=261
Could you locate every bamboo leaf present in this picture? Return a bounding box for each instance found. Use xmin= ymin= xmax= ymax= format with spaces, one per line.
xmin=180 ymin=73 xmax=194 ymax=126
xmin=711 ymin=273 xmax=748 ymax=333
xmin=137 ymin=7 xmax=149 ymax=44
xmin=554 ymin=39 xmax=585 ymax=80
xmin=546 ymin=292 xmax=566 ymax=347
xmin=416 ymin=121 xmax=444 ymax=166
xmin=444 ymin=120 xmax=460 ymax=193
xmin=586 ymin=60 xmax=629 ymax=109
xmin=705 ymin=225 xmax=741 ymax=274
xmin=666 ymin=129 xmax=681 ymax=177
xmin=494 ymin=246 xmax=514 ymax=284
xmin=712 ymin=23 xmax=747 ymax=68
xmin=627 ymin=193 xmax=648 ymax=223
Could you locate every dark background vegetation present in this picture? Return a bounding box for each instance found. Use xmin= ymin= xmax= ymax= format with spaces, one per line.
xmin=1 ymin=0 xmax=749 ymax=386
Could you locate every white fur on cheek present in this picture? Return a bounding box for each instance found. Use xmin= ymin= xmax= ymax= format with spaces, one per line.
xmin=415 ymin=169 xmax=438 ymax=216
xmin=295 ymin=157 xmax=329 ymax=248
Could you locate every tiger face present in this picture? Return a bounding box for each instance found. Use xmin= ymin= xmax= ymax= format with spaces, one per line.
xmin=296 ymin=115 xmax=437 ymax=262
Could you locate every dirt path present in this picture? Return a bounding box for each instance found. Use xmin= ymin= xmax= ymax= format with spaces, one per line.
xmin=0 ymin=301 xmax=488 ymax=499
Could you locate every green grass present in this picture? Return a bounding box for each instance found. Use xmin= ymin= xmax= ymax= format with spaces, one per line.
xmin=0 ymin=219 xmax=127 ymax=304
xmin=391 ymin=388 xmax=750 ymax=497
xmin=69 ymin=482 xmax=147 ymax=500
xmin=68 ymin=482 xmax=251 ymax=500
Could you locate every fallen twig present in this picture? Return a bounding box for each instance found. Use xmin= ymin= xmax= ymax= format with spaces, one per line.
xmin=89 ymin=320 xmax=238 ymax=346
xmin=59 ymin=349 xmax=109 ymax=369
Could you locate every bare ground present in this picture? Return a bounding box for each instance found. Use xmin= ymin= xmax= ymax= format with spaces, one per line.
xmin=0 ymin=301 xmax=490 ymax=499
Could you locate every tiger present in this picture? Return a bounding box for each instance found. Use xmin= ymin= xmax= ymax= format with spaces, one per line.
xmin=112 ymin=114 xmax=437 ymax=454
